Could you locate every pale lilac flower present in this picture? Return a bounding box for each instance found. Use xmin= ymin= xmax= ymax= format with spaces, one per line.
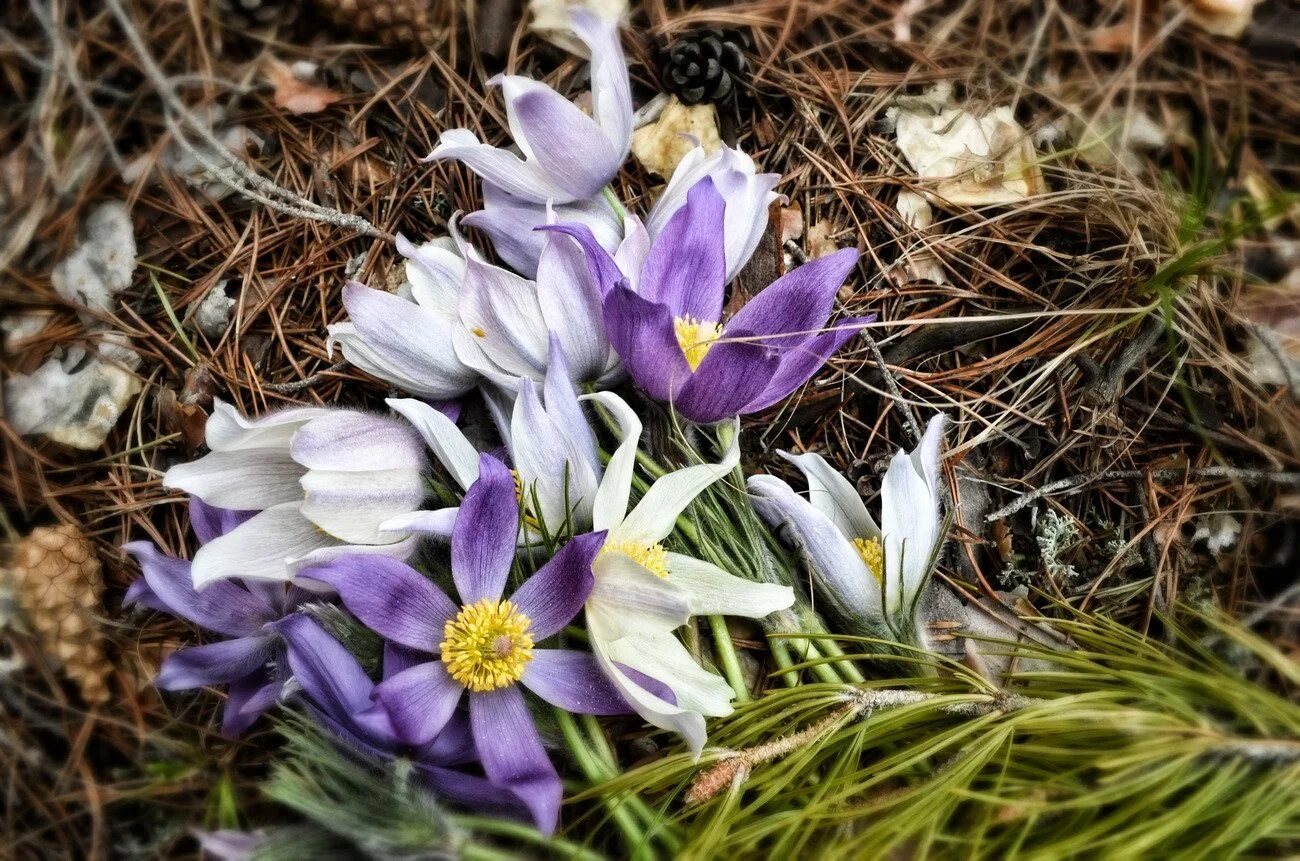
xmin=124 ymin=498 xmax=312 ymax=735
xmin=462 ymin=183 xmax=623 ymax=279
xmin=425 ymin=11 xmax=631 ymax=205
xmin=749 ymin=415 xmax=947 ymax=641
xmin=552 ymin=178 xmax=871 ymax=424
xmin=301 ymin=454 xmax=629 ymax=834
xmin=162 ymin=402 xmax=428 ymax=587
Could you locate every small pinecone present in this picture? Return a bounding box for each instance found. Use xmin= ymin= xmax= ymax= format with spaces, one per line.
xmin=310 ymin=0 xmax=437 ymax=49
xmin=661 ymin=28 xmax=750 ymax=107
xmin=6 ymin=525 xmax=111 ymax=705
xmin=213 ymin=0 xmax=300 ymax=29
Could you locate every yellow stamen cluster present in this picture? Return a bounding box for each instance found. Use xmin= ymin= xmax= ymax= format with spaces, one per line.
xmin=602 ymin=540 xmax=670 ymax=579
xmin=510 ymin=469 xmax=542 ymax=531
xmin=853 ymin=537 xmax=885 ymax=584
xmin=439 ymin=598 xmax=534 ymax=692
xmin=673 ymin=315 xmax=724 ymax=371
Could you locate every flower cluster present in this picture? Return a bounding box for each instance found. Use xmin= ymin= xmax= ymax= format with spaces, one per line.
xmin=126 ymin=11 xmax=951 ymax=839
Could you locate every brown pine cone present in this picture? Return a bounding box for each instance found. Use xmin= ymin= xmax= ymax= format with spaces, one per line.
xmin=310 ymin=0 xmax=437 ymax=49
xmin=6 ymin=525 xmax=111 ymax=705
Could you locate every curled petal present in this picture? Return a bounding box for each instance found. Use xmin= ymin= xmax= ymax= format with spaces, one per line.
xmin=424 ymin=128 xmax=570 ymax=204
xmin=387 ymin=398 xmax=480 ymax=492
xmin=289 ymin=411 xmax=426 ymax=474
xmin=511 ymin=530 xmax=605 ymax=639
xmin=726 ymin=248 xmax=860 ymax=345
xmin=374 ymin=662 xmax=464 ymax=746
xmin=464 ymin=183 xmax=621 ymax=279
xmin=190 ymin=503 xmax=338 ymax=588
xmin=742 ymin=317 xmax=873 ymax=414
xmin=202 ymin=400 xmax=330 ymax=452
xmin=777 ymin=450 xmax=879 ymax=541
xmin=584 ymin=391 xmax=641 ymax=533
xmin=123 ymin=541 xmax=271 ymax=636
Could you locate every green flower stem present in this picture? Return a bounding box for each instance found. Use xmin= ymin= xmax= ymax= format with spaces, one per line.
xmin=768 ymin=638 xmax=801 ymax=687
xmin=601 ymin=185 xmax=628 ymax=224
xmin=556 ymin=710 xmax=651 ymax=860
xmin=812 ymin=637 xmax=865 ymax=683
xmin=709 ymin=614 xmax=750 ymax=704
xmin=579 ymin=716 xmax=684 ymax=853
xmin=452 ymin=815 xmax=607 ymax=861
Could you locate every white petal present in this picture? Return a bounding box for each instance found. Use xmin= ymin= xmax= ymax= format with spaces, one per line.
xmin=535 ymin=233 xmax=608 ymax=381
xmin=612 ymin=417 xmax=739 ymax=544
xmin=584 ymin=391 xmax=641 ymax=533
xmin=590 ymin=551 xmax=691 ymax=632
xmin=327 ymin=323 xmax=472 ymax=401
xmin=601 ymin=628 xmax=735 ymax=718
xmin=163 ymin=448 xmax=305 ymax=510
xmin=613 ymin=213 xmax=651 ymax=293
xmin=299 ymin=467 xmax=427 ymax=545
xmin=381 ymin=506 xmax=459 ymax=540
xmin=204 ymin=399 xmax=329 ymax=452
xmin=511 ymin=379 xmax=586 ymax=531
xmin=397 ymin=233 xmax=463 ymax=315
xmin=287 ymin=533 xmax=419 ymax=576
xmin=664 ymin=553 xmax=794 ymax=619
xmin=190 ymin=503 xmax=335 ymax=587
xmin=457 ymin=257 xmax=549 ymax=382
xmin=881 ymin=449 xmax=941 ymax=620
xmin=289 ymin=411 xmax=426 ymax=473
xmin=387 ymin=398 xmax=480 ymax=491
xmin=778 ymin=450 xmax=879 ymax=541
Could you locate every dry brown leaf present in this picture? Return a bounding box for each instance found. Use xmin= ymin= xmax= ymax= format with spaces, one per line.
xmin=265 ymin=59 xmax=344 ymax=115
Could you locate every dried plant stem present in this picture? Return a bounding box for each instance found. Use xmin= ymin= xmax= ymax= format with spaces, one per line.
xmin=261 ymin=359 xmax=350 ymax=394
xmin=986 ymin=467 xmax=1300 ymax=522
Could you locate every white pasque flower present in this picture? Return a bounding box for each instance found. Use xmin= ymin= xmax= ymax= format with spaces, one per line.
xmin=383 ymin=337 xmax=793 ymax=754
xmin=749 ymin=415 xmax=947 ymax=642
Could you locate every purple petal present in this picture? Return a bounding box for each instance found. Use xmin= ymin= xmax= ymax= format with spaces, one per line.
xmin=299 ymin=555 xmax=454 ymax=652
xmin=156 ymin=634 xmax=278 ymax=690
xmin=123 ymin=541 xmax=271 ymax=637
xmin=535 ymin=234 xmax=609 ymax=382
xmin=276 ymin=615 xmax=378 ymax=721
xmin=123 ymin=575 xmax=170 ymax=614
xmin=381 ymin=507 xmax=459 ymax=540
xmin=602 ymin=283 xmax=693 ymax=403
xmin=417 ymin=765 xmax=529 ymax=817
xmin=726 ymin=248 xmax=860 ymax=345
xmin=189 ymin=498 xmax=255 ymax=546
xmin=452 ymin=454 xmax=518 ymax=603
xmin=675 ymin=330 xmax=779 ymax=423
xmin=510 ymin=531 xmax=605 ymax=640
xmin=505 ymin=76 xmax=619 ymax=200
xmin=193 ymin=829 xmax=262 ymax=861
xmin=383 ymin=641 xmax=427 ymax=679
xmin=522 ymin=649 xmax=633 ymax=715
xmin=221 ymin=671 xmax=283 ymax=737
xmin=538 ymin=221 xmax=626 ymax=296
xmin=425 ymin=128 xmax=570 ymax=203
xmin=570 ymin=9 xmax=633 ymax=153
xmin=641 ymin=178 xmax=728 ymax=321
xmin=470 ymin=686 xmax=562 ymax=834
xmin=465 ymin=184 xmax=621 ymax=280
xmin=742 ymin=317 xmax=872 ymax=414
xmin=373 ymin=662 xmax=464 ymax=746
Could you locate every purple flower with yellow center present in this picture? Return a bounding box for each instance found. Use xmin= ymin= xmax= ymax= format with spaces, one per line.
xmin=548 ymin=178 xmax=873 ymax=424
xmin=123 ymin=498 xmax=313 ymax=736
xmin=301 ymin=453 xmax=633 ymax=834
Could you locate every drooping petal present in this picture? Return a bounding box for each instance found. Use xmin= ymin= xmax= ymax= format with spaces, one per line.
xmin=911 ymin=414 xmax=947 ymax=498
xmin=162 ymin=448 xmax=305 ymax=511
xmin=748 ymin=475 xmax=884 ymax=630
xmin=328 ymin=281 xmax=477 ymax=400
xmin=202 ymin=400 xmax=330 ymax=452
xmin=123 ymin=541 xmax=270 ymax=636
xmin=286 ymin=534 xmax=419 ymax=578
xmin=469 ymin=686 xmax=562 ymax=834
xmin=289 ymin=411 xmax=426 ymax=474
xmin=535 ymin=236 xmax=609 ymax=383
xmin=601 ymin=283 xmax=692 ymax=403
xmin=156 ymin=634 xmax=277 ymax=690
xmin=742 ymin=317 xmax=873 ymax=414
xmin=381 ymin=507 xmax=459 ymax=539
xmin=586 ymin=628 xmax=706 ymax=755
xmin=570 ymin=9 xmax=632 ymax=156
xmin=640 ymin=178 xmax=727 ymax=322
xmin=189 ymin=503 xmax=338 ymax=588
xmin=510 ymin=531 xmax=605 ymax=639
xmin=522 ymin=649 xmax=633 ymax=714
xmin=424 ymin=128 xmax=570 ymax=204
xmin=452 ymin=455 xmax=519 ymax=603
xmin=123 ymin=575 xmax=169 ymax=614
xmin=498 ymin=75 xmax=620 ymax=201
xmin=589 ymin=551 xmax=691 ymax=631
xmin=188 ymin=498 xmax=255 ymax=546
xmin=674 ymin=330 xmax=779 ymax=424
xmin=726 ymin=248 xmax=860 ymax=345
xmin=277 ymin=615 xmax=385 ymax=728
xmin=374 ymin=662 xmax=464 ymax=746
xmin=612 ymin=418 xmax=739 ymax=545
xmin=881 ymin=440 xmax=943 ymax=621
xmin=584 ymin=391 xmax=641 ymax=533
xmin=386 ymin=398 xmax=481 ymax=492
xmin=600 ymin=628 xmax=735 ymax=718
xmin=300 ymin=555 xmax=456 ymax=652
xmin=457 ymin=256 xmax=550 ymax=386
xmin=462 ymin=183 xmax=622 ymax=279
xmin=663 ymin=553 xmax=794 ymax=618
xmin=299 ymin=467 xmax=427 ymax=545
xmin=222 ymin=671 xmax=284 ymax=737
xmin=777 ymin=450 xmax=879 ymax=541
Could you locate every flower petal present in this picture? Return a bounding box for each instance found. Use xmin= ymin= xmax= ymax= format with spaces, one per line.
xmin=374 ymin=661 xmax=464 ymax=746
xmin=289 ymin=411 xmax=426 ymax=473
xmin=674 ymin=329 xmax=779 ymax=424
xmin=602 ymin=283 xmax=693 ymax=403
xmin=275 ymin=614 xmax=382 ymax=720
xmin=535 ymin=234 xmax=609 ymax=382
xmin=499 ymin=75 xmax=620 ymax=201
xmin=386 ymin=398 xmax=481 ymax=492
xmin=299 ymin=467 xmax=427 ymax=545
xmin=726 ymin=248 xmax=859 ymax=344
xmin=511 ymin=531 xmax=605 ymax=639
xmin=122 ymin=541 xmax=270 ymax=636
xmin=221 ymin=671 xmax=283 ymax=737
xmin=156 ymin=634 xmax=277 ymax=690
xmin=640 ymin=178 xmax=727 ymax=322
xmin=398 ymin=233 xmax=463 ymax=314
xmin=463 ymin=183 xmax=621 ymax=279
xmin=612 ymin=417 xmax=739 ymax=544
xmin=882 ymin=433 xmax=944 ymax=621
xmin=381 ymin=506 xmax=459 ymax=539
xmin=511 ymin=378 xmax=584 ymax=531
xmin=663 ymin=553 xmax=794 ymax=618
xmin=583 ymin=391 xmax=641 ymax=533
xmin=202 ymin=400 xmax=330 ymax=452
xmin=162 ymin=448 xmax=305 ymax=511
xmin=601 ymin=629 xmax=735 ymax=718
xmin=570 ymin=9 xmax=632 ymax=155
xmin=458 ymin=256 xmax=550 ymax=385
xmin=452 ymin=455 xmax=519 ymax=603
xmin=522 ymin=649 xmax=632 ymax=714
xmin=748 ymin=474 xmax=883 ymax=629
xmin=589 ymin=551 xmax=691 ymax=631
xmin=586 ymin=631 xmax=706 ymax=756
xmin=470 ymin=686 xmax=562 ymax=834
xmin=776 ymin=450 xmax=879 ymax=541
xmin=189 ymin=503 xmax=338 ymax=588
xmin=300 ymin=555 xmax=455 ymax=652
xmin=188 ymin=498 xmax=255 ymax=545
xmin=742 ymin=317 xmax=872 ymax=414
xmin=536 ymin=221 xmax=626 ymax=296
xmin=424 ymin=128 xmax=570 ymax=204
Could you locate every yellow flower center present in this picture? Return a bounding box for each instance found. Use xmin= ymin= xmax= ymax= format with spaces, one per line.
xmin=601 ymin=540 xmax=670 ymax=579
xmin=510 ymin=469 xmax=542 ymax=531
xmin=674 ymin=315 xmax=724 ymax=371
xmin=853 ymin=537 xmax=885 ymax=584
xmin=439 ymin=598 xmax=534 ymax=692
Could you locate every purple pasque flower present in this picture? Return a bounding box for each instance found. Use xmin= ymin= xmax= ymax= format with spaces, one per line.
xmin=301 ymin=453 xmax=632 ymax=834
xmin=162 ymin=401 xmax=428 ymax=587
xmin=276 ymin=614 xmax=522 ymax=814
xmin=549 ymin=178 xmax=873 ymax=424
xmin=425 ymin=11 xmax=630 ymax=206
xmin=124 ymin=498 xmax=313 ymax=736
